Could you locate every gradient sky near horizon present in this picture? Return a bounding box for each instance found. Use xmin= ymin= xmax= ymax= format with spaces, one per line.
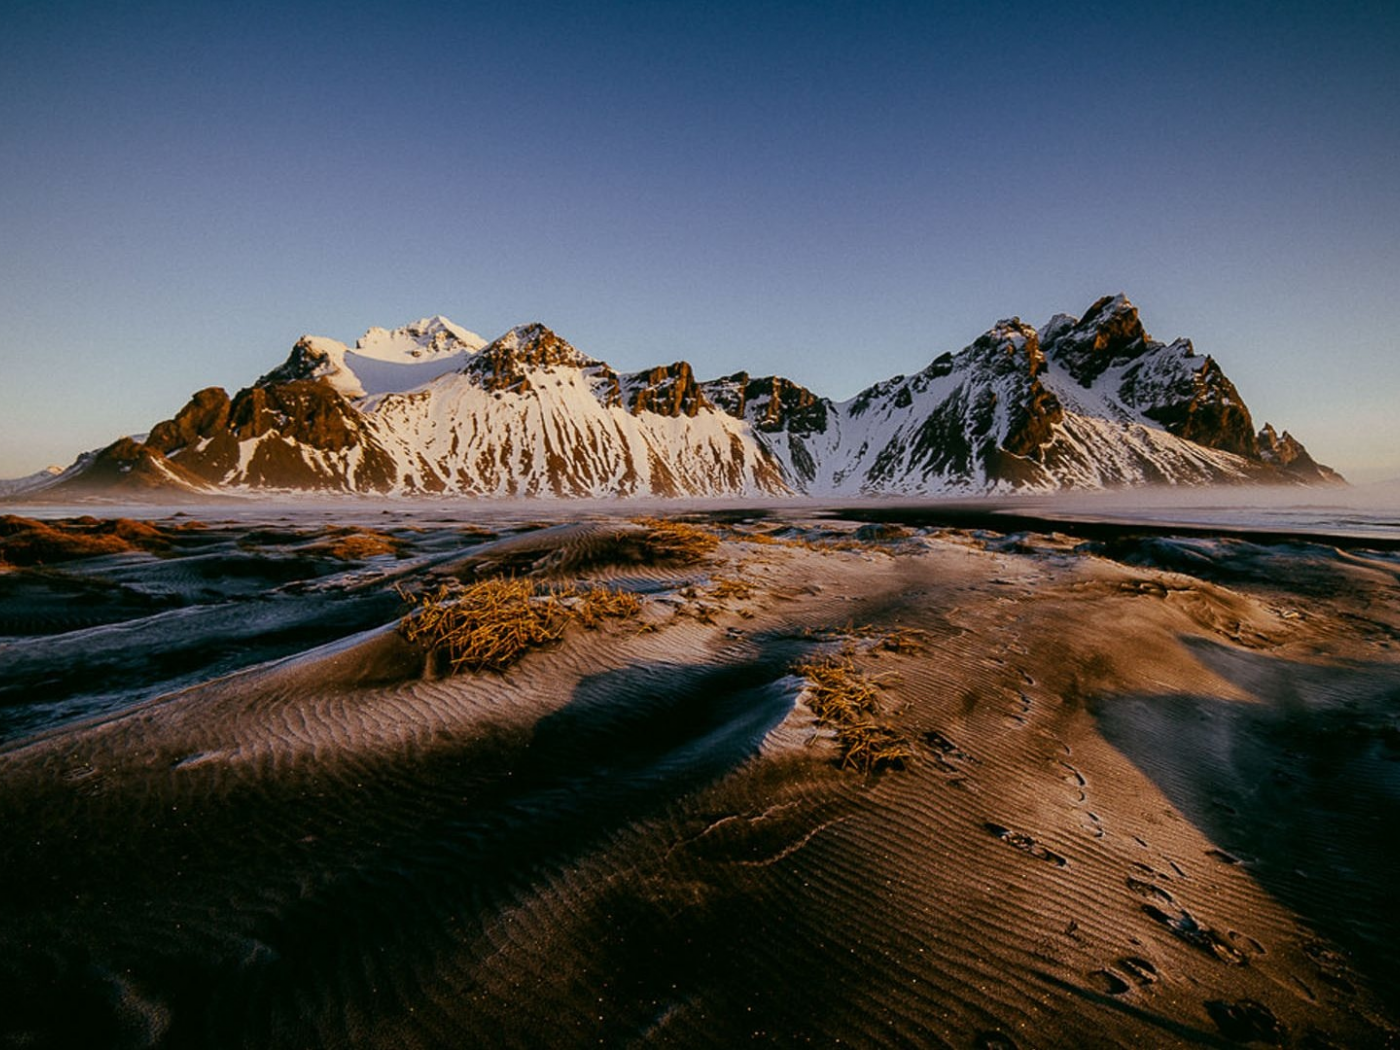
xmin=2 ymin=0 xmax=1398 ymax=481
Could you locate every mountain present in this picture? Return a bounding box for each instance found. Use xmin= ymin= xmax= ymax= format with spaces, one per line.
xmin=32 ymin=297 xmax=1342 ymax=499
xmin=0 ymin=465 xmax=64 ymax=498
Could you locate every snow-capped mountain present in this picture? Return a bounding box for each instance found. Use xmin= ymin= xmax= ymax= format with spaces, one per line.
xmin=33 ymin=296 xmax=1342 ymax=499
xmin=256 ymin=316 xmax=487 ymax=399
xmin=0 ymin=465 xmax=65 ymax=498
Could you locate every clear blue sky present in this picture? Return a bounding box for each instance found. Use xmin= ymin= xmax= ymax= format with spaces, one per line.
xmin=3 ymin=0 xmax=1397 ymax=481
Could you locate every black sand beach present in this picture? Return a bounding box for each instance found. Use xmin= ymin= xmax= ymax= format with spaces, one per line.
xmin=1 ymin=505 xmax=1396 ymax=1048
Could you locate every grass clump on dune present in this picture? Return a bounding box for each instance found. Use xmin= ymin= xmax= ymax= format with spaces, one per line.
xmin=318 ymin=528 xmax=403 ymax=561
xmin=568 ymin=586 xmax=643 ymax=628
xmin=707 ymin=576 xmax=755 ymax=601
xmin=0 ymin=515 xmax=174 ymax=566
xmin=629 ymin=518 xmax=721 ymax=563
xmin=401 ymin=579 xmax=565 ymax=672
xmin=792 ymin=654 xmax=913 ymax=774
xmin=400 ymin=578 xmax=642 ymax=673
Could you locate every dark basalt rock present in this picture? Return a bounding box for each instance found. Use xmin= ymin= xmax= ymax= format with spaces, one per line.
xmin=467 ymin=324 xmax=594 ymax=395
xmin=257 ymin=336 xmax=337 ymax=387
xmin=626 ymin=362 xmax=710 ymax=418
xmin=1135 ymin=355 xmax=1260 ymax=458
xmin=1258 ymin=424 xmax=1344 ymax=484
xmin=143 ymin=380 xmax=398 ymax=491
xmin=227 ymin=381 xmax=362 ymax=451
xmin=1048 ymin=294 xmax=1149 ymax=385
xmin=1045 ymin=296 xmax=1261 ymax=460
xmin=703 ymin=372 xmax=830 ymax=434
xmin=146 ymin=387 xmax=232 ymax=455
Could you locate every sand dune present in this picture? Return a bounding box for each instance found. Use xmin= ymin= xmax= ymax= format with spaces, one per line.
xmin=0 ymin=511 xmax=1396 ymax=1048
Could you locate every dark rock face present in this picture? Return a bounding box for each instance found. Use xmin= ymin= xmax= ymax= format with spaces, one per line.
xmin=141 ymin=381 xmax=398 ymax=491
xmin=1042 ymin=295 xmax=1260 ymax=459
xmin=146 ymin=387 xmax=232 ymax=454
xmin=1135 ymin=356 xmax=1259 ymax=458
xmin=227 ymin=382 xmax=362 ymax=450
xmin=1258 ymin=424 xmax=1344 ymax=484
xmin=1048 ymin=294 xmax=1149 ymax=385
xmin=874 ymin=319 xmax=1064 ymax=487
xmin=257 ymin=337 xmax=335 ymax=387
xmin=467 ymin=324 xmax=595 ymax=395
xmin=625 ymin=362 xmax=711 ymax=418
xmin=971 ymin=321 xmax=1065 ymax=463
xmin=703 ymin=373 xmax=830 ymax=434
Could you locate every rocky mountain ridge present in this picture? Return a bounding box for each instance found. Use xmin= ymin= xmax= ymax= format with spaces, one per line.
xmin=27 ymin=299 xmax=1342 ymax=498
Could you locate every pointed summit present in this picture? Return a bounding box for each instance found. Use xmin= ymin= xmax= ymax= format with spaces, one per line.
xmin=466 ymin=324 xmax=600 ymax=394
xmin=355 ymin=316 xmax=485 ymax=361
xmin=1044 ymin=294 xmax=1149 ymax=385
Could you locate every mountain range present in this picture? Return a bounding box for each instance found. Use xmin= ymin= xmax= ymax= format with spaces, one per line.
xmin=23 ymin=295 xmax=1342 ymax=499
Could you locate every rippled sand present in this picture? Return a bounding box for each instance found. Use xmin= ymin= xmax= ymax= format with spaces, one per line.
xmin=1 ymin=508 xmax=1397 ymax=1048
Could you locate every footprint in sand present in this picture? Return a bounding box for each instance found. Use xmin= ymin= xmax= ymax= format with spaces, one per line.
xmin=1303 ymin=942 xmax=1358 ymax=996
xmin=1226 ymin=929 xmax=1265 ymax=957
xmin=923 ymin=729 xmax=977 ymax=773
xmin=1116 ymin=956 xmax=1159 ymax=986
xmin=1057 ymin=760 xmax=1087 ymax=803
xmin=1002 ymin=692 xmax=1032 ymax=728
xmin=1126 ymin=876 xmax=1175 ymax=906
xmin=1087 ymin=969 xmax=1130 ymax=995
xmin=1140 ymin=903 xmax=1247 ymax=965
xmin=983 ymin=822 xmax=1068 ymax=867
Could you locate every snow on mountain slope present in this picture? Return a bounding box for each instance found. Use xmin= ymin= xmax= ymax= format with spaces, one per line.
xmin=354 ymin=316 xmax=485 ymax=361
xmin=1037 ymin=295 xmax=1259 ymax=457
xmin=47 ymin=297 xmax=1340 ymax=498
xmin=360 ymin=325 xmax=787 ymax=496
xmin=808 ymin=319 xmax=1070 ymax=494
xmin=0 ymin=465 xmax=63 ymax=498
xmin=257 ymin=317 xmax=486 ymax=399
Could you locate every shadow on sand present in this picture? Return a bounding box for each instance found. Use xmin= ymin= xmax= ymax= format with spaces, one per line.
xmin=1091 ymin=635 xmax=1400 ymax=1021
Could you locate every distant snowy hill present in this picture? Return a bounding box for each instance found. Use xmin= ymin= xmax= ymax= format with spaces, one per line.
xmin=0 ymin=465 xmax=64 ymax=498
xmin=33 ymin=296 xmax=1342 ymax=499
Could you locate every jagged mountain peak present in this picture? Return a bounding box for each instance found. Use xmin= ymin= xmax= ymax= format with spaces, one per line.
xmin=355 ymin=316 xmax=486 ymax=360
xmin=257 ymin=336 xmax=363 ymax=397
xmin=466 ymin=323 xmax=602 ymax=396
xmin=1046 ymin=293 xmax=1150 ymax=383
xmin=483 ymin=323 xmax=591 ymax=363
xmin=968 ymin=318 xmax=1045 ymax=377
xmin=39 ymin=296 xmax=1342 ymax=498
xmin=701 ymin=372 xmax=831 ymax=435
xmin=620 ymin=361 xmax=711 ymax=418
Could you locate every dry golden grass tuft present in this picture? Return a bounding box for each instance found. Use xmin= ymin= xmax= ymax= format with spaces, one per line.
xmin=400 ymin=578 xmax=643 ymax=673
xmin=792 ymin=654 xmax=913 ymax=774
xmin=799 ymin=623 xmax=929 ymax=656
xmin=0 ymin=515 xmax=175 ymax=566
xmin=319 ymin=529 xmax=402 ymax=561
xmin=874 ymin=627 xmax=930 ymax=654
xmin=731 ymin=530 xmax=784 ymax=546
xmin=707 ymin=576 xmax=756 ymax=601
xmin=569 ymin=586 xmax=643 ymax=628
xmin=836 ymin=722 xmax=915 ymax=774
xmin=629 ymin=518 xmax=721 ymax=563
